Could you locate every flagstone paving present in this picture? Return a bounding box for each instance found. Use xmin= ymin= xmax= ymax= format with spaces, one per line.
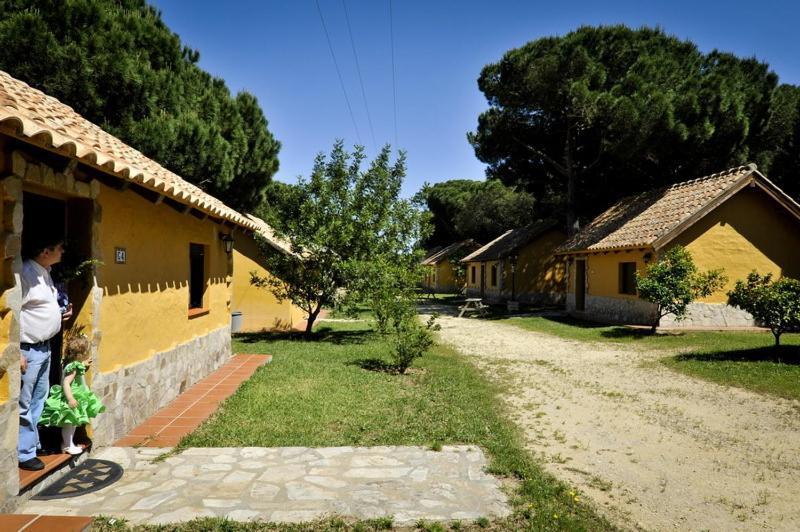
xmin=20 ymin=445 xmax=510 ymax=526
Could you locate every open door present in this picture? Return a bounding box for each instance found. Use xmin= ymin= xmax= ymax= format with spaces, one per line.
xmin=575 ymin=259 xmax=586 ymax=311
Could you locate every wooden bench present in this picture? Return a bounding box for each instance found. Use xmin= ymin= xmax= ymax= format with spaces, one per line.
xmin=458 ymin=298 xmax=489 ymax=318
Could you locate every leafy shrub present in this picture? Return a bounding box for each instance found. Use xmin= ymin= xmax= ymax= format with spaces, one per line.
xmin=391 ymin=315 xmax=440 ymax=373
xmin=636 ymin=246 xmax=726 ymax=332
xmin=728 ymin=272 xmax=800 ymax=346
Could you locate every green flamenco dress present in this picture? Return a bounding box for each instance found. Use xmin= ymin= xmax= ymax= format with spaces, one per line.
xmin=40 ymin=361 xmax=106 ymax=427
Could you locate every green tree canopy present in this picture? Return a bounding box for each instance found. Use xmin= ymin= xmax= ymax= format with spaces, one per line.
xmin=728 ymin=272 xmax=800 ymax=347
xmin=252 ymin=141 xmax=428 ymax=337
xmin=636 ymin=246 xmax=727 ymax=333
xmin=0 ymin=0 xmax=280 ymax=211
xmin=469 ymin=25 xmax=799 ymax=233
xmin=416 ymin=179 xmax=536 ymax=247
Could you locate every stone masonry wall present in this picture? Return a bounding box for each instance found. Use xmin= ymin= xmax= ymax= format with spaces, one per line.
xmin=92 ymin=325 xmax=231 ymax=446
xmin=0 ymin=173 xmax=24 ymax=512
xmin=659 ymin=303 xmax=756 ymax=328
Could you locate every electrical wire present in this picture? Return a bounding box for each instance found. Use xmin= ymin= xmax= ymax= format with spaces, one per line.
xmin=315 ymin=0 xmax=362 ymax=145
xmin=341 ymin=0 xmax=376 ymax=152
xmin=389 ymin=0 xmax=398 ymax=147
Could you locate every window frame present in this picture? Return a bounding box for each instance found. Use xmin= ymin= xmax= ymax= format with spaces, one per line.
xmin=189 ymin=242 xmax=210 ymax=315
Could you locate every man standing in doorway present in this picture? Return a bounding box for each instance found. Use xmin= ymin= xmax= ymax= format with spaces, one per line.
xmin=18 ymin=235 xmax=72 ymax=471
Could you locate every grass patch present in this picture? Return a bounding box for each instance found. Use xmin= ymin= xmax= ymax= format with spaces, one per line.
xmin=504 ymin=314 xmax=800 ymax=400
xmin=166 ymin=321 xmax=614 ymax=530
xmin=503 ymin=314 xmax=800 ymax=351
xmin=663 ymin=345 xmax=800 ymax=401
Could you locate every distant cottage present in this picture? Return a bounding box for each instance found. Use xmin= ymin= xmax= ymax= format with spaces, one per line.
xmin=556 ymin=165 xmax=800 ymax=327
xmin=421 ymin=239 xmax=481 ymax=293
xmin=462 ymin=220 xmax=566 ymax=305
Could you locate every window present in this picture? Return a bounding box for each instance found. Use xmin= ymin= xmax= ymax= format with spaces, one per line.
xmin=189 ymin=243 xmax=208 ymax=310
xmin=471 ymin=266 xmax=476 ymax=284
xmin=490 ymin=264 xmax=498 ymax=287
xmin=619 ymin=262 xmax=637 ymax=295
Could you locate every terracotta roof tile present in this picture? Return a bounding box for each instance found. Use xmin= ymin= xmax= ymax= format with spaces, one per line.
xmin=557 ymin=165 xmax=758 ymax=253
xmin=422 ymin=240 xmax=480 ymax=265
xmin=0 ymin=69 xmax=269 ymax=235
xmin=462 ymin=220 xmax=559 ymax=262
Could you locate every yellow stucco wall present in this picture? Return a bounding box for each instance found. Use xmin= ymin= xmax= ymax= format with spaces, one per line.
xmin=96 ymin=183 xmax=231 ymax=373
xmin=231 ymin=233 xmax=301 ymax=332
xmin=671 ymin=187 xmax=800 ymax=303
xmin=566 ymin=249 xmax=649 ymax=299
xmin=514 ymin=230 xmax=566 ymax=296
xmin=435 ymin=260 xmax=462 ymax=291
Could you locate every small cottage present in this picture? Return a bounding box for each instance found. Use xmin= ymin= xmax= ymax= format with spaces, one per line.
xmin=231 ymin=214 xmax=306 ymax=332
xmin=421 ymin=239 xmax=481 ymax=293
xmin=556 ymin=164 xmax=800 ymax=327
xmin=0 ymin=69 xmax=297 ymax=509
xmin=461 ymin=220 xmax=566 ymax=305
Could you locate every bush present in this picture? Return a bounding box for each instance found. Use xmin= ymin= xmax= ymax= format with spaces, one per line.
xmin=636 ymin=246 xmax=726 ymax=333
xmin=391 ymin=315 xmax=440 ymax=373
xmin=728 ymin=272 xmax=800 ymax=347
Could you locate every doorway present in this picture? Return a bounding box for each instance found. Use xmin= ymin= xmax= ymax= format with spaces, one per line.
xmin=20 ymin=191 xmax=94 ymax=452
xmin=575 ymin=259 xmax=586 ymax=311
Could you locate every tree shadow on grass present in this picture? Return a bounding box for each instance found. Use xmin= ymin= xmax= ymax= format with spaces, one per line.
xmin=347 ymin=358 xmax=404 ymax=375
xmin=673 ymin=345 xmax=800 ymax=365
xmin=599 ymin=327 xmax=684 ymax=340
xmin=234 ymin=326 xmax=372 ymax=346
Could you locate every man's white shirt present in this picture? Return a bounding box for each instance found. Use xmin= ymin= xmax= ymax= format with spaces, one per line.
xmin=20 ymin=259 xmax=61 ymax=344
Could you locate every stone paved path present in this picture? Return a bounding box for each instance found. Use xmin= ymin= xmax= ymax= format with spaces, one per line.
xmin=21 ymin=445 xmax=510 ymax=526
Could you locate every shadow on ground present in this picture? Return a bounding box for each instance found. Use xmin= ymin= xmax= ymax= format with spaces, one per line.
xmin=347 ymin=358 xmax=405 ymax=374
xmin=234 ymin=326 xmax=373 ymax=345
xmin=674 ymin=345 xmax=800 ymax=364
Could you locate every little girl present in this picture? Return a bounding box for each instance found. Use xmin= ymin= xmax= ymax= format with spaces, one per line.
xmin=40 ymin=327 xmax=105 ymax=455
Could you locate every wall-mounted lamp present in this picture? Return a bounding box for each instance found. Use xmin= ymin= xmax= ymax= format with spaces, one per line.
xmin=219 ymin=233 xmax=234 ymax=254
xmin=643 ymin=252 xmax=653 ymax=264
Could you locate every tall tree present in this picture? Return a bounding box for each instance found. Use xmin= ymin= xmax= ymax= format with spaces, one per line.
xmin=416 ymin=179 xmax=536 ymax=247
xmin=469 ymin=25 xmax=797 ymax=233
xmin=0 ymin=0 xmax=280 ymax=211
xmin=252 ymin=141 xmax=427 ymax=337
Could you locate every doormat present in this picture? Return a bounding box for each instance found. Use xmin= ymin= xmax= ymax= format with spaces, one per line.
xmin=32 ymin=459 xmax=123 ymax=500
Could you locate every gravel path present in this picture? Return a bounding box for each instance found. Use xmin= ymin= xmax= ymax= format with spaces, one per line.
xmin=429 ymin=311 xmax=800 ymax=531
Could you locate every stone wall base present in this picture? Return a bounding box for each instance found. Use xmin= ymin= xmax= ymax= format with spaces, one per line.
xmin=659 ymin=303 xmax=756 ymax=328
xmin=568 ymin=294 xmax=657 ymax=325
xmin=92 ymin=326 xmax=231 ymax=446
xmin=566 ymin=294 xmax=757 ymax=328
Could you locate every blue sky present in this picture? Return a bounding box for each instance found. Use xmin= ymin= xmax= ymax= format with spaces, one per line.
xmin=151 ymin=0 xmax=800 ymax=197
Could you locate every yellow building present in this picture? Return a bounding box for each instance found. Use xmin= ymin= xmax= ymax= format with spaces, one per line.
xmin=461 ymin=221 xmax=566 ymax=305
xmin=557 ymin=164 xmax=800 ymax=327
xmin=0 ymin=70 xmax=297 ymax=509
xmin=232 ymin=215 xmax=306 ymax=332
xmin=421 ymin=240 xmax=480 ymax=293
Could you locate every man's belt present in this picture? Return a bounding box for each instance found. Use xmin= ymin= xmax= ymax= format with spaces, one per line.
xmin=20 ymin=339 xmax=50 ymax=350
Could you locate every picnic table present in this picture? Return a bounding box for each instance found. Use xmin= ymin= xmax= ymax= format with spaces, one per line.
xmin=458 ymin=297 xmax=489 ymax=318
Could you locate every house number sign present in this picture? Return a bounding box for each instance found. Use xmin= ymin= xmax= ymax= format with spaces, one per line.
xmin=115 ymin=247 xmax=127 ymax=264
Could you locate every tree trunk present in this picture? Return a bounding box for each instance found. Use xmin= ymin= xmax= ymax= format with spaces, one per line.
xmin=564 ymin=125 xmax=578 ymax=236
xmin=304 ymin=303 xmax=322 ymax=339
xmin=773 ymin=330 xmax=781 ymax=347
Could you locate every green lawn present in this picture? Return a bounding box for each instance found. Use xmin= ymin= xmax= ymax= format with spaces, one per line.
xmin=502 ymin=314 xmax=800 ymax=401
xmin=168 ymin=321 xmax=613 ymax=531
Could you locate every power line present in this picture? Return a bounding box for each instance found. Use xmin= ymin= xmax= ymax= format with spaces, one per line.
xmin=315 ymin=0 xmax=362 ymax=145
xmin=388 ymin=0 xmax=398 ymax=147
xmin=341 ymin=0 xmax=376 ymax=152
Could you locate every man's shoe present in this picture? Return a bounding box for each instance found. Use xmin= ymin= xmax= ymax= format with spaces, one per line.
xmin=19 ymin=457 xmax=45 ymax=471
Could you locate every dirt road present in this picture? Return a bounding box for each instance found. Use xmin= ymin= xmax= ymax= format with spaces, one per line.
xmin=429 ymin=311 xmax=800 ymax=531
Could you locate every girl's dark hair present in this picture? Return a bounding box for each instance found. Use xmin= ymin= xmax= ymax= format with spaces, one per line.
xmin=63 ymin=326 xmax=90 ymax=364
